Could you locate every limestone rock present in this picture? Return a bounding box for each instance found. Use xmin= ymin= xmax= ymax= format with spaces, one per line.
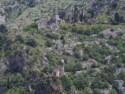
xmin=36 ymin=14 xmax=60 ymax=29
xmin=114 ymin=80 xmax=125 ymax=94
xmin=0 ymin=15 xmax=6 ymax=25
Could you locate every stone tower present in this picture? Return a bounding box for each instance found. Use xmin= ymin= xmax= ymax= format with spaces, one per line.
xmin=59 ymin=59 xmax=65 ymax=76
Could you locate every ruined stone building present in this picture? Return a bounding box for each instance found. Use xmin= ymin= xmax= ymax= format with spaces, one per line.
xmin=52 ymin=59 xmax=65 ymax=77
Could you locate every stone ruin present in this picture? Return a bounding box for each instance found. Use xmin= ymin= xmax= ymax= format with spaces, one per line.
xmin=52 ymin=59 xmax=65 ymax=77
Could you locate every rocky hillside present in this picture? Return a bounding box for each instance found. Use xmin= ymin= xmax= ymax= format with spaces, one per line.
xmin=0 ymin=0 xmax=80 ymax=27
xmin=1 ymin=0 xmax=125 ymax=27
xmin=0 ymin=0 xmax=125 ymax=94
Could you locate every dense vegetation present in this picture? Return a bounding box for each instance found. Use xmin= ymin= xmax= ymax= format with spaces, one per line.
xmin=0 ymin=22 xmax=125 ymax=94
xmin=1 ymin=0 xmax=125 ymax=94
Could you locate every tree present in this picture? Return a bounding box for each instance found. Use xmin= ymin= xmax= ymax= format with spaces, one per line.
xmin=60 ymin=76 xmax=72 ymax=91
xmin=111 ymin=3 xmax=118 ymax=9
xmin=83 ymin=87 xmax=93 ymax=94
xmin=0 ymin=24 xmax=7 ymax=33
xmin=114 ymin=12 xmax=120 ymax=24
xmin=7 ymin=78 xmax=10 ymax=88
xmin=80 ymin=13 xmax=84 ymax=22
xmin=74 ymin=76 xmax=89 ymax=90
xmin=25 ymin=38 xmax=37 ymax=47
xmin=119 ymin=72 xmax=125 ymax=81
xmin=73 ymin=6 xmax=80 ymax=22
xmin=93 ymin=89 xmax=102 ymax=94
xmin=88 ymin=9 xmax=95 ymax=18
xmin=114 ymin=12 xmax=124 ymax=24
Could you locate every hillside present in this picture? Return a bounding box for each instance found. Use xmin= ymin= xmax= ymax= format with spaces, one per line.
xmin=0 ymin=0 xmax=125 ymax=28
xmin=0 ymin=0 xmax=125 ymax=94
xmin=0 ymin=0 xmax=79 ymax=27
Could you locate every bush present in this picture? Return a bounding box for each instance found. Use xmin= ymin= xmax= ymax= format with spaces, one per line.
xmin=60 ymin=76 xmax=72 ymax=91
xmin=109 ymin=89 xmax=117 ymax=94
xmin=119 ymin=72 xmax=125 ymax=81
xmin=16 ymin=35 xmax=24 ymax=43
xmin=83 ymin=87 xmax=93 ymax=94
xmin=61 ymin=23 xmax=110 ymax=35
xmin=108 ymin=37 xmax=122 ymax=46
xmin=46 ymin=53 xmax=60 ymax=65
xmin=0 ymin=24 xmax=7 ymax=33
xmin=46 ymin=40 xmax=54 ymax=47
xmin=74 ymin=76 xmax=89 ymax=90
xmin=46 ymin=33 xmax=60 ymax=40
xmin=23 ymin=23 xmax=38 ymax=31
xmin=91 ymin=80 xmax=109 ymax=89
xmin=97 ymin=32 xmax=104 ymax=38
xmin=117 ymin=32 xmax=123 ymax=37
xmin=65 ymin=62 xmax=83 ymax=72
xmin=111 ymin=3 xmax=118 ymax=9
xmin=5 ymin=86 xmax=27 ymax=94
xmin=84 ymin=44 xmax=112 ymax=63
xmin=73 ymin=44 xmax=85 ymax=59
xmin=25 ymin=38 xmax=37 ymax=47
xmin=93 ymin=89 xmax=102 ymax=94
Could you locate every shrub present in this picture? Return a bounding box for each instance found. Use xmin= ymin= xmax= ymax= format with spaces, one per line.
xmin=60 ymin=76 xmax=72 ymax=91
xmin=109 ymin=89 xmax=118 ymax=94
xmin=93 ymin=89 xmax=102 ymax=94
xmin=46 ymin=33 xmax=60 ymax=40
xmin=61 ymin=23 xmax=110 ymax=35
xmin=117 ymin=32 xmax=123 ymax=37
xmin=46 ymin=53 xmax=60 ymax=65
xmin=5 ymin=86 xmax=27 ymax=94
xmin=16 ymin=35 xmax=24 ymax=43
xmin=23 ymin=23 xmax=38 ymax=31
xmin=0 ymin=24 xmax=8 ymax=33
xmin=73 ymin=44 xmax=85 ymax=59
xmin=97 ymin=32 xmax=104 ymax=38
xmin=46 ymin=40 xmax=54 ymax=47
xmin=84 ymin=44 xmax=112 ymax=63
xmin=65 ymin=62 xmax=83 ymax=72
xmin=119 ymin=72 xmax=125 ymax=81
xmin=83 ymin=87 xmax=93 ymax=94
xmin=74 ymin=76 xmax=89 ymax=90
xmin=111 ymin=3 xmax=118 ymax=9
xmin=91 ymin=80 xmax=109 ymax=89
xmin=25 ymin=38 xmax=37 ymax=47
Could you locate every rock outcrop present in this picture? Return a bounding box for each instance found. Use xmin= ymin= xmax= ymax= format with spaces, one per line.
xmin=36 ymin=14 xmax=60 ymax=29
xmin=114 ymin=80 xmax=125 ymax=94
xmin=0 ymin=15 xmax=6 ymax=25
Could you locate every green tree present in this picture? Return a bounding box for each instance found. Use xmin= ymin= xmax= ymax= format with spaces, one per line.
xmin=119 ymin=72 xmax=125 ymax=81
xmin=60 ymin=76 xmax=72 ymax=91
xmin=83 ymin=87 xmax=93 ymax=94
xmin=74 ymin=76 xmax=89 ymax=90
xmin=0 ymin=24 xmax=7 ymax=33
xmin=114 ymin=12 xmax=120 ymax=23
